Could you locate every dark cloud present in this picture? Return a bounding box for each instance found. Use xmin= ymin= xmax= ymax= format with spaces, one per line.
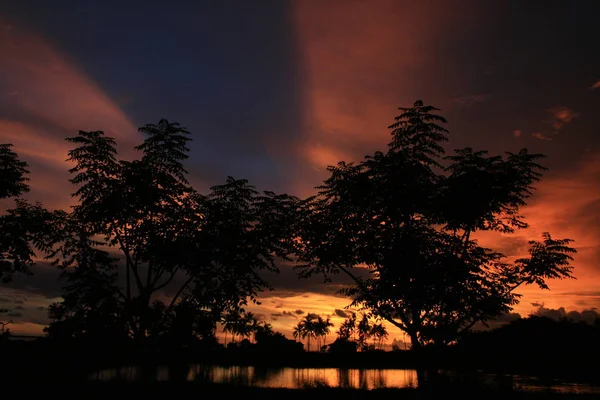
xmin=473 ymin=312 xmax=522 ymax=331
xmin=257 ymin=261 xmax=368 ymax=299
xmin=282 ymin=311 xmax=297 ymax=318
xmin=0 ymin=297 xmax=9 ymax=302
xmin=271 ymin=313 xmax=283 ymax=317
xmin=0 ymin=262 xmax=62 ymax=299
xmin=13 ymin=300 xmax=24 ymax=304
xmin=7 ymin=312 xmax=22 ymax=318
xmin=14 ymin=305 xmax=24 ymax=310
xmin=294 ymin=310 xmax=304 ymax=315
xmin=27 ymin=316 xmax=50 ymax=326
xmin=334 ymin=309 xmax=351 ymax=318
xmin=532 ymin=305 xmax=600 ymax=325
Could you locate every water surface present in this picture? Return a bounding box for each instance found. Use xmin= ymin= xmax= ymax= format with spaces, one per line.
xmin=90 ymin=364 xmax=600 ymax=394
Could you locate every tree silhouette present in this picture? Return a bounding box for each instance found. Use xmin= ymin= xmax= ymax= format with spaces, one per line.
xmin=295 ymin=101 xmax=576 ymax=349
xmin=255 ymin=324 xmax=302 ymax=353
xmin=0 ymin=144 xmax=29 ymax=199
xmin=370 ymin=322 xmax=388 ymax=350
xmin=221 ymin=310 xmax=258 ymax=344
xmin=43 ymin=222 xmax=125 ymax=341
xmin=314 ymin=315 xmax=334 ymax=350
xmin=357 ymin=314 xmax=372 ymax=351
xmin=235 ymin=312 xmax=258 ymax=343
xmin=157 ymin=298 xmax=220 ymax=345
xmin=45 ymin=121 xmax=299 ymax=342
xmin=0 ymin=308 xmax=12 ymax=339
xmin=293 ymin=317 xmax=310 ymax=351
xmin=253 ymin=320 xmax=273 ymax=343
xmin=293 ymin=314 xmax=333 ymax=351
xmin=222 ymin=310 xmax=240 ymax=345
xmin=0 ymin=144 xmax=60 ymax=283
xmin=336 ymin=312 xmax=357 ymax=341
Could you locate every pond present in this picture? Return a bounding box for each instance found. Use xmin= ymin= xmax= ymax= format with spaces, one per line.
xmin=90 ymin=365 xmax=600 ymax=394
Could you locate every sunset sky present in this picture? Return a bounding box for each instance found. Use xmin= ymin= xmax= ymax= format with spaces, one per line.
xmin=1 ymin=0 xmax=600 ymax=343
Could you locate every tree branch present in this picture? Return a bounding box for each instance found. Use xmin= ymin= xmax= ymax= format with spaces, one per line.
xmin=114 ymin=228 xmax=144 ymax=293
xmin=337 ymin=264 xmax=409 ymax=332
xmin=457 ymin=280 xmax=527 ymax=336
xmin=157 ymin=274 xmax=194 ymax=330
xmin=154 ymin=270 xmax=177 ymax=291
xmin=115 ymin=287 xmax=127 ymax=302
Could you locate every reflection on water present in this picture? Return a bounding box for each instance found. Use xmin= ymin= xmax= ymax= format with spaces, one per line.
xmin=89 ymin=365 xmax=600 ymax=394
xmin=90 ymin=365 xmax=416 ymax=389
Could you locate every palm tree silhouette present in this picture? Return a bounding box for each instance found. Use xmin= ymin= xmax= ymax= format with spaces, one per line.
xmin=254 ymin=320 xmax=273 ymax=343
xmin=234 ymin=312 xmax=257 ymax=343
xmin=314 ymin=316 xmax=334 ymax=350
xmin=294 ymin=314 xmax=334 ymax=351
xmin=222 ymin=311 xmax=241 ymax=345
xmin=357 ymin=314 xmax=372 ymax=351
xmin=294 ymin=314 xmax=317 ymax=351
xmin=293 ymin=322 xmax=308 ymax=351
xmin=370 ymin=323 xmax=388 ymax=350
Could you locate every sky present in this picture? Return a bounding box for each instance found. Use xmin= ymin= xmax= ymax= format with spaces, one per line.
xmin=1 ymin=0 xmax=600 ymax=343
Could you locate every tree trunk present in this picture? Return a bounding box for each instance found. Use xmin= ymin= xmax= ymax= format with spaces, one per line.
xmin=134 ymin=291 xmax=152 ymax=343
xmin=409 ymin=332 xmax=421 ymax=351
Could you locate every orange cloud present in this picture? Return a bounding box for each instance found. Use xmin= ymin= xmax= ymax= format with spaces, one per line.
xmin=280 ymin=1 xmax=600 ymax=335
xmin=0 ymin=21 xmax=139 ymax=210
xmin=547 ymin=106 xmax=579 ymax=130
xmin=532 ymin=132 xmax=553 ymax=141
xmin=476 ymin=150 xmax=600 ymax=315
xmin=291 ymin=0 xmax=469 ymax=189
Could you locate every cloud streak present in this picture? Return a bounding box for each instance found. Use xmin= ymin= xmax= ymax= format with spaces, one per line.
xmin=291 ymin=0 xmax=467 ymax=195
xmin=0 ymin=21 xmax=139 ymax=211
xmin=532 ymin=132 xmax=553 ymax=141
xmin=475 ymin=149 xmax=600 ymax=315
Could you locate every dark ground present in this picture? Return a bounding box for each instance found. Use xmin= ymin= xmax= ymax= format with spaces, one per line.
xmin=36 ymin=383 xmax=600 ymax=399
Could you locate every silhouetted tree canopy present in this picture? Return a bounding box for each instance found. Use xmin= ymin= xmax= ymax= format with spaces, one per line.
xmin=295 ymin=100 xmax=576 ymax=349
xmin=0 ymin=143 xmax=61 ymax=283
xmin=0 ymin=144 xmax=29 ymax=200
xmin=0 ymin=103 xmax=579 ymax=356
xmin=44 ymin=120 xmax=299 ymax=342
xmin=293 ymin=313 xmax=334 ymax=351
